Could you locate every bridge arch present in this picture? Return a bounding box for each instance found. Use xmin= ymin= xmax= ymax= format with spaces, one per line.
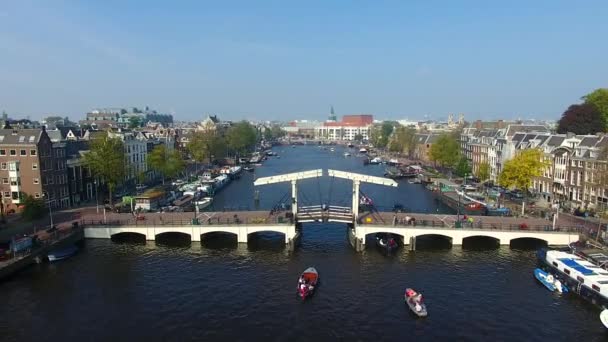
xmin=155 ymin=231 xmax=192 ymax=246
xmin=411 ymin=234 xmax=453 ymax=249
xmin=110 ymin=231 xmax=146 ymax=244
xmin=509 ymin=237 xmax=548 ymax=249
xmin=462 ymin=235 xmax=500 ymax=249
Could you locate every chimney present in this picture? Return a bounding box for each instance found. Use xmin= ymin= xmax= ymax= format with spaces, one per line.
xmin=475 ymin=120 xmax=482 ymax=129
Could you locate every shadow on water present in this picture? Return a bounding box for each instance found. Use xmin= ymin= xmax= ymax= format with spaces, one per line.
xmin=201 ymin=232 xmax=238 ymax=249
xmin=155 ymin=232 xmax=192 ymax=247
xmin=110 ymin=232 xmax=147 ymax=245
xmin=462 ymin=236 xmax=500 ymax=250
xmin=509 ymin=237 xmax=548 ymax=250
xmin=415 ymin=234 xmax=453 ymax=250
xmin=247 ymin=232 xmax=286 ymax=252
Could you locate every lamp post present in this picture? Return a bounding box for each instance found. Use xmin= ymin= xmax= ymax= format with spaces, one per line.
xmin=43 ymin=193 xmax=54 ymax=228
xmin=94 ymin=179 xmax=99 ymax=214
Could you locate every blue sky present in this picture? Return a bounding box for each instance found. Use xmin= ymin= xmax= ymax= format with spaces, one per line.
xmin=1 ymin=0 xmax=607 ymax=122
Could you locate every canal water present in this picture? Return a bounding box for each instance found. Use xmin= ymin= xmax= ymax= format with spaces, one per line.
xmin=1 ymin=146 xmax=606 ymax=341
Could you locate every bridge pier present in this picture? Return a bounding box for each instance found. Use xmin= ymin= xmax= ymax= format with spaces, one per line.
xmin=409 ymin=236 xmax=416 ymax=251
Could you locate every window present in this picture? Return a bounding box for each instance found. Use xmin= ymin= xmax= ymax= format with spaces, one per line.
xmin=2 ymin=178 xmax=7 ymax=184
xmin=48 ymin=176 xmax=54 ymax=184
xmin=564 ymin=268 xmax=570 ymax=275
xmin=20 ymin=149 xmax=26 ymax=156
xmin=592 ymin=284 xmax=600 ymax=292
xmin=33 ymin=178 xmax=39 ymax=184
xmin=32 ymin=163 xmax=38 ymax=170
xmin=552 ymin=262 xmax=558 ymax=267
xmin=11 ymin=192 xmax=19 ymax=200
xmin=0 ymin=149 xmax=4 ymax=156
xmin=577 ymin=276 xmax=584 ymax=283
xmin=10 ymin=178 xmax=19 ymax=186
xmin=0 ymin=163 xmax=5 ymax=170
xmin=10 ymin=150 xmax=16 ymax=156
xmin=34 ymin=192 xmax=40 ymax=198
xmin=30 ymin=149 xmax=36 ymax=156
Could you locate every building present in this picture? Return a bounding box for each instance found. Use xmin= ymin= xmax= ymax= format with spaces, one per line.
xmin=413 ymin=133 xmax=442 ymax=163
xmin=106 ymin=130 xmax=148 ymax=183
xmin=0 ymin=127 xmax=69 ymax=213
xmin=80 ymin=107 xmax=173 ymax=129
xmin=315 ymin=115 xmax=374 ymax=141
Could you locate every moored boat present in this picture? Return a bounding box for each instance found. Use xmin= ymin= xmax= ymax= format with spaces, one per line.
xmin=534 ymin=268 xmax=568 ymax=293
xmin=359 ymin=148 xmax=368 ymax=154
xmin=601 ymin=309 xmax=608 ymax=329
xmin=404 ymin=288 xmax=427 ymax=317
xmin=48 ymin=245 xmax=78 ymax=262
xmin=376 ymin=233 xmax=398 ymax=253
xmin=297 ymin=267 xmax=319 ymax=300
xmin=344 ymin=152 xmax=351 ymax=157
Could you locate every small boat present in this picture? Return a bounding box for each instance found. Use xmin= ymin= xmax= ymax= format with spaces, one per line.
xmin=376 ymin=233 xmax=398 ymax=253
xmin=408 ymin=178 xmax=421 ymax=184
xmin=297 ymin=267 xmax=319 ymax=300
xmin=243 ymin=166 xmax=254 ymax=172
xmin=369 ymin=157 xmax=383 ymax=164
xmin=195 ymin=197 xmax=213 ymax=211
xmin=347 ymin=143 xmax=354 ymax=148
xmin=404 ymin=288 xmax=427 ymax=317
xmin=534 ymin=268 xmax=568 ymax=293
xmin=330 ymin=148 xmax=335 ymax=152
xmin=344 ymin=152 xmax=351 ymax=157
xmin=601 ymin=309 xmax=608 ymax=329
xmin=48 ymin=245 xmax=78 ymax=262
xmin=359 ymin=148 xmax=368 ymax=154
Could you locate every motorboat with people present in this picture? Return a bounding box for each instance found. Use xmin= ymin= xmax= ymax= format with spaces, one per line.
xmin=297 ymin=267 xmax=319 ymax=300
xmin=601 ymin=309 xmax=608 ymax=329
xmin=48 ymin=245 xmax=78 ymax=262
xmin=404 ymin=288 xmax=427 ymax=317
xmin=534 ymin=268 xmax=568 ymax=293
xmin=376 ymin=233 xmax=398 ymax=253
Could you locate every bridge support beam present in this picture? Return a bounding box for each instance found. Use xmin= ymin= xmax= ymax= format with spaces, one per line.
xmin=409 ymin=236 xmax=416 ymax=251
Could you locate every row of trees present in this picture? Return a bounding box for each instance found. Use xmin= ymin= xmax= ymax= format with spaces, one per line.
xmin=557 ymin=88 xmax=608 ymax=135
xmin=82 ymin=121 xmax=261 ymax=205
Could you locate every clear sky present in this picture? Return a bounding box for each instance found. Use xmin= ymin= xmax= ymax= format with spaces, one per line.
xmin=1 ymin=0 xmax=607 ymax=122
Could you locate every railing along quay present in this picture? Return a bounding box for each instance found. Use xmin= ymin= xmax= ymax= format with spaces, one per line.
xmin=360 ymin=218 xmax=582 ymax=233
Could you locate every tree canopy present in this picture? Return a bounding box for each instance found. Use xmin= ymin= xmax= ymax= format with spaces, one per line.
xmin=454 ymin=156 xmax=472 ymax=177
xmin=227 ymin=121 xmax=257 ymax=157
xmin=263 ymin=125 xmax=285 ymax=141
xmin=129 ymin=116 xmax=142 ymax=129
xmin=188 ymin=131 xmax=225 ymax=165
xmin=428 ymin=133 xmax=460 ymax=167
xmin=476 ymin=161 xmax=491 ymax=183
xmin=388 ymin=126 xmax=417 ymax=156
xmin=21 ymin=194 xmax=46 ymax=221
xmin=370 ymin=122 xmax=394 ymax=148
xmin=556 ymin=103 xmax=605 ymax=135
xmin=148 ymin=145 xmax=185 ymax=184
xmin=583 ymin=88 xmax=608 ymax=125
xmin=83 ymin=134 xmax=126 ymax=205
xmin=498 ymin=148 xmax=549 ymax=191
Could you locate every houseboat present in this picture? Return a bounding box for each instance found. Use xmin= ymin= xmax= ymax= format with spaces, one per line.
xmin=538 ymin=248 xmax=608 ymax=307
xmin=134 ymin=188 xmax=165 ymax=211
xmin=432 ymin=179 xmax=486 ymax=216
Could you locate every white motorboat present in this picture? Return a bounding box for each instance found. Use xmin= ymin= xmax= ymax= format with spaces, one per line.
xmin=359 ymin=148 xmax=368 ymax=154
xmin=344 ymin=152 xmax=351 ymax=157
xmin=195 ymin=197 xmax=213 ymax=210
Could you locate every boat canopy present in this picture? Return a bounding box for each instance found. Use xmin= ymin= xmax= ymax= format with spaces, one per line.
xmin=559 ymin=258 xmax=596 ymax=275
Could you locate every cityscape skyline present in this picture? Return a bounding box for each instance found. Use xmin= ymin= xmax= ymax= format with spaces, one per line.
xmin=1 ymin=1 xmax=606 ymax=121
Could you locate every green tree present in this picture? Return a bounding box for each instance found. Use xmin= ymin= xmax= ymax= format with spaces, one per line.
xmin=148 ymin=145 xmax=185 ymax=184
xmin=188 ymin=131 xmax=226 ymax=167
xmin=369 ymin=122 xmax=394 ymax=148
xmin=227 ymin=121 xmax=257 ymax=161
xmin=454 ymin=156 xmax=471 ymax=177
xmin=428 ymin=133 xmax=460 ymax=167
xmin=21 ymin=194 xmax=45 ymax=221
xmin=476 ymin=161 xmax=491 ymax=183
xmin=498 ymin=148 xmax=549 ymax=191
xmin=389 ymin=126 xmax=417 ymax=156
xmin=129 ymin=116 xmax=142 ymax=129
xmin=354 ymin=133 xmax=364 ymax=142
xmin=83 ymin=134 xmax=126 ymax=205
xmin=583 ymin=88 xmax=608 ymax=126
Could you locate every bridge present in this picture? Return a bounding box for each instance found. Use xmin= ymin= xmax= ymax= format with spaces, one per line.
xmin=80 ymin=169 xmax=582 ymax=251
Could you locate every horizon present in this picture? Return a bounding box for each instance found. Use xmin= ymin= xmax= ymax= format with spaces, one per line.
xmin=1 ymin=1 xmax=606 ymax=122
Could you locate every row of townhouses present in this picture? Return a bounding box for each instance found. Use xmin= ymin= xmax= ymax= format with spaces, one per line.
xmin=0 ymin=123 xmax=176 ymax=214
xmin=459 ymin=121 xmax=608 ymax=210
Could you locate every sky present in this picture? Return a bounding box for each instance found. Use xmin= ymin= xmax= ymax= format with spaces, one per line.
xmin=1 ymin=0 xmax=607 ymax=122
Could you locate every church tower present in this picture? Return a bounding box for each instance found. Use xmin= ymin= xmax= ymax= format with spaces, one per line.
xmin=328 ymin=106 xmax=337 ymax=121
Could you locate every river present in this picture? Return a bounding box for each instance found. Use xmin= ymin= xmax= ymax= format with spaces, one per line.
xmin=0 ymin=145 xmax=606 ymax=341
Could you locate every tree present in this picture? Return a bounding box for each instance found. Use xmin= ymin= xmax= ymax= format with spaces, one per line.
xmin=188 ymin=131 xmax=226 ymax=167
xmin=454 ymin=156 xmax=471 ymax=177
xmin=583 ymin=88 xmax=608 ymax=126
xmin=354 ymin=133 xmax=364 ymax=142
xmin=498 ymin=148 xmax=549 ymax=191
xmin=83 ymin=134 xmax=126 ymax=205
xmin=476 ymin=161 xmax=491 ymax=183
xmin=148 ymin=145 xmax=185 ymax=184
xmin=21 ymin=194 xmax=45 ymax=221
xmin=428 ymin=133 xmax=460 ymax=167
xmin=129 ymin=116 xmax=142 ymax=129
xmin=369 ymin=122 xmax=394 ymax=148
xmin=227 ymin=121 xmax=257 ymax=161
xmin=389 ymin=126 xmax=417 ymax=156
xmin=556 ymin=103 xmax=605 ymax=135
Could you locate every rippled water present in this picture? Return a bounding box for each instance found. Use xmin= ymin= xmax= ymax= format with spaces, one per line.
xmin=1 ymin=146 xmax=607 ymax=341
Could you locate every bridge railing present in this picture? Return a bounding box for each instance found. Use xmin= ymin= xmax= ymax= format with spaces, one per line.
xmin=359 ymin=218 xmax=582 ymax=233
xmin=80 ymin=215 xmax=293 ymax=228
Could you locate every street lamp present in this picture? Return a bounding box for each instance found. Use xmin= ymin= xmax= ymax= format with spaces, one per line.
xmin=94 ymin=179 xmax=99 ymax=214
xmin=43 ymin=193 xmax=54 ymax=228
